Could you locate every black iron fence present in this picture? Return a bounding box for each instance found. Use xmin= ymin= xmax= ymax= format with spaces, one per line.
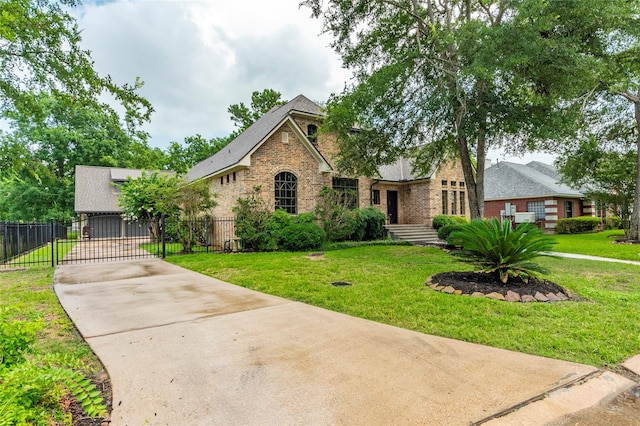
xmin=1 ymin=215 xmax=240 ymax=267
xmin=0 ymin=221 xmax=67 ymax=267
xmin=163 ymin=216 xmax=237 ymax=256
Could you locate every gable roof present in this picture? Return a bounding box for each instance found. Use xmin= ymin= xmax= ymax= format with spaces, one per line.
xmin=75 ymin=165 xmax=172 ymax=213
xmin=484 ymin=161 xmax=582 ymax=201
xmin=186 ymin=94 xmax=329 ymax=182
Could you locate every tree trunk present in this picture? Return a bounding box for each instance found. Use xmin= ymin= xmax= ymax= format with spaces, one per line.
xmin=456 ymin=135 xmax=482 ymax=220
xmin=629 ymin=92 xmax=640 ymax=241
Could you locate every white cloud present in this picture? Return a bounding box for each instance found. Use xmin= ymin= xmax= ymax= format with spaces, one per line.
xmin=73 ymin=1 xmax=545 ymax=165
xmin=74 ymin=0 xmax=348 ymax=149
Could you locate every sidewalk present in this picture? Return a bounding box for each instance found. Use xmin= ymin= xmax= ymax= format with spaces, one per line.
xmin=551 ymin=251 xmax=640 ymax=266
xmin=54 ymin=259 xmax=636 ymax=425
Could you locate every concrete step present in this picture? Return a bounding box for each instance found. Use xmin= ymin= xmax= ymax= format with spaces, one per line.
xmin=384 ymin=225 xmax=444 ymax=244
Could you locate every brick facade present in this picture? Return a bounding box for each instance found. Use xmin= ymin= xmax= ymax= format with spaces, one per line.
xmin=484 ymin=196 xmax=591 ymax=232
xmin=208 ymin=112 xmax=470 ymax=225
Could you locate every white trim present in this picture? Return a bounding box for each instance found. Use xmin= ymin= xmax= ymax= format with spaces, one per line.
xmin=545 ymin=207 xmax=557 ymax=213
xmin=544 ymin=200 xmax=558 ymax=206
xmin=545 ymin=215 xmax=558 ymax=221
xmin=545 ymin=223 xmax=557 ymax=229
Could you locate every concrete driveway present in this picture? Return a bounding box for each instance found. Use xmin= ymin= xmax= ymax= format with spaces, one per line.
xmin=54 ymin=259 xmax=635 ymax=425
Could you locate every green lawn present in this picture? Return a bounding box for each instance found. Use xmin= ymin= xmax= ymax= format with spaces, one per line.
xmin=0 ymin=266 xmax=94 ymax=361
xmin=553 ymin=230 xmax=640 ymax=261
xmin=0 ymin=266 xmax=105 ymax=423
xmin=2 ymin=239 xmax=77 ymax=267
xmin=167 ymin=245 xmax=640 ymax=367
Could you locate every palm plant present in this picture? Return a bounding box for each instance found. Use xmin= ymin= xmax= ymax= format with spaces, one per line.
xmin=448 ymin=219 xmax=557 ymax=284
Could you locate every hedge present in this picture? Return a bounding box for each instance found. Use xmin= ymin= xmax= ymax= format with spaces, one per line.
xmin=432 ymin=214 xmax=468 ymax=230
xmin=556 ymin=216 xmax=602 ymax=234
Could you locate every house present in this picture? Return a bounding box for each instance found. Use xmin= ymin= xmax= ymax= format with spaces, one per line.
xmin=186 ymin=94 xmax=469 ymax=226
xmin=483 ymin=161 xmax=593 ymax=232
xmin=74 ymin=165 xmax=171 ymax=238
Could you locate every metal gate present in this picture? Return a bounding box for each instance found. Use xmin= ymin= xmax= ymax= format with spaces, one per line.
xmin=1 ymin=216 xmax=238 ymax=267
xmin=56 ymin=215 xmax=161 ymax=264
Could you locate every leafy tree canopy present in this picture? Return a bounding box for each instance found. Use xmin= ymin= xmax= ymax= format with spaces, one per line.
xmin=227 ymin=89 xmax=286 ymax=137
xmin=557 ymin=95 xmax=638 ymax=237
xmin=0 ymin=93 xmax=162 ymax=221
xmin=164 ymin=135 xmax=231 ymax=175
xmin=303 ymin=0 xmax=638 ymax=220
xmin=165 ymin=89 xmax=288 ymax=174
xmin=0 ymin=0 xmax=152 ymax=126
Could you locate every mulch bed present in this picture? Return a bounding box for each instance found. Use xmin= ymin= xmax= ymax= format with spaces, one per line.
xmin=428 ymin=271 xmax=572 ymax=301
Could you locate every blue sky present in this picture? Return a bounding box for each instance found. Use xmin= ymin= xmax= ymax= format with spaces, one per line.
xmin=73 ymin=0 xmax=554 ymax=165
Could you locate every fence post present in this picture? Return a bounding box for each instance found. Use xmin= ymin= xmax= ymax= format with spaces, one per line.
xmin=2 ymin=222 xmax=6 ymax=263
xmin=50 ymin=219 xmax=55 ymax=267
xmin=205 ymin=216 xmax=210 ymax=254
xmin=161 ymin=215 xmax=166 ymax=259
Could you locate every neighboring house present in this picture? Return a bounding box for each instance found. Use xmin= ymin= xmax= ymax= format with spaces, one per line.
xmin=186 ymin=94 xmax=469 ymax=225
xmin=483 ymin=161 xmax=593 ymax=232
xmin=74 ymin=165 xmax=170 ymax=238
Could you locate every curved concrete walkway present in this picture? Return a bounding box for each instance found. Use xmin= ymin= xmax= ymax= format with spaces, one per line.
xmin=54 ymin=259 xmax=636 ymax=426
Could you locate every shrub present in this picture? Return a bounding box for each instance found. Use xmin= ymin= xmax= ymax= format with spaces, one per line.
xmin=293 ymin=212 xmax=316 ymax=224
xmin=432 ymin=214 xmax=467 ymax=230
xmin=0 ymin=306 xmax=40 ymax=367
xmin=278 ymin=222 xmax=326 ymax=251
xmin=605 ymin=216 xmax=622 ymax=230
xmin=233 ymin=187 xmax=275 ymax=251
xmin=315 ymin=187 xmax=359 ymax=242
xmin=357 ymin=207 xmax=386 ymax=241
xmin=449 ymin=219 xmax=557 ymax=284
xmin=0 ymin=307 xmax=107 ymax=424
xmin=437 ymin=223 xmax=466 ymax=242
xmin=556 ymin=216 xmax=601 ymax=234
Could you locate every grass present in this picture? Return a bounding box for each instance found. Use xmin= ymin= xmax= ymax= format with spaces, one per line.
xmin=0 ymin=266 xmax=105 ymax=423
xmin=553 ymin=230 xmax=640 ymax=261
xmin=0 ymin=266 xmax=100 ymax=367
xmin=167 ymin=245 xmax=640 ymax=367
xmin=2 ymin=239 xmax=77 ymax=267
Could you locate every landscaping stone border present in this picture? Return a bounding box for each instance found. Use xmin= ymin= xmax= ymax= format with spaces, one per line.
xmin=425 ymin=280 xmax=571 ymax=303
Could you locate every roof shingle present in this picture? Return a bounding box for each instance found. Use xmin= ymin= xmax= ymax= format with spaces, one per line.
xmin=186 ymin=95 xmax=323 ymax=182
xmin=484 ymin=161 xmax=582 ymax=200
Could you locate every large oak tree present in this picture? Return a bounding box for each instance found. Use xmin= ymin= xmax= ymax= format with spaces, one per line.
xmin=303 ymin=0 xmax=632 ymax=220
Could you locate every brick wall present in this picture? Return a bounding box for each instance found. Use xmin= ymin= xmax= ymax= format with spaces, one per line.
xmin=207 ymin=114 xmax=469 ymax=225
xmin=484 ymin=196 xmax=590 ymax=232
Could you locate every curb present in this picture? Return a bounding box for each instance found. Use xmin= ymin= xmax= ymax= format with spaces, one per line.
xmin=480 ymin=370 xmax=636 ymax=425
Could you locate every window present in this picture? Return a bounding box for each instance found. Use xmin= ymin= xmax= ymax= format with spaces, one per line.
xmin=527 ymin=201 xmax=545 ymax=220
xmin=565 ymin=201 xmax=573 ymax=218
xmin=332 ymin=177 xmax=358 ymax=209
xmin=450 ymin=181 xmax=456 ymax=187
xmin=451 ymin=190 xmax=457 ymax=216
xmin=441 ymin=180 xmax=447 ymax=186
xmin=275 ymin=172 xmax=297 ymax=214
xmin=372 ymin=189 xmax=381 ymax=205
xmin=233 ymin=172 xmax=236 ymax=181
xmin=442 ymin=190 xmax=448 ymax=214
xmin=307 ymin=124 xmax=318 ymax=144
xmin=220 ymin=177 xmax=224 ymax=185
xmin=226 ymin=174 xmax=230 ymax=183
xmin=459 ymin=182 xmax=465 ymax=188
xmin=459 ymin=191 xmax=465 ymax=215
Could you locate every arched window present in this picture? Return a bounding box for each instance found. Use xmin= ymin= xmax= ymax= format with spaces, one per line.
xmin=275 ymin=172 xmax=297 ymax=214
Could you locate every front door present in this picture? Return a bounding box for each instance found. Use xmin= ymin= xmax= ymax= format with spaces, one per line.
xmin=387 ymin=190 xmax=398 ymax=224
